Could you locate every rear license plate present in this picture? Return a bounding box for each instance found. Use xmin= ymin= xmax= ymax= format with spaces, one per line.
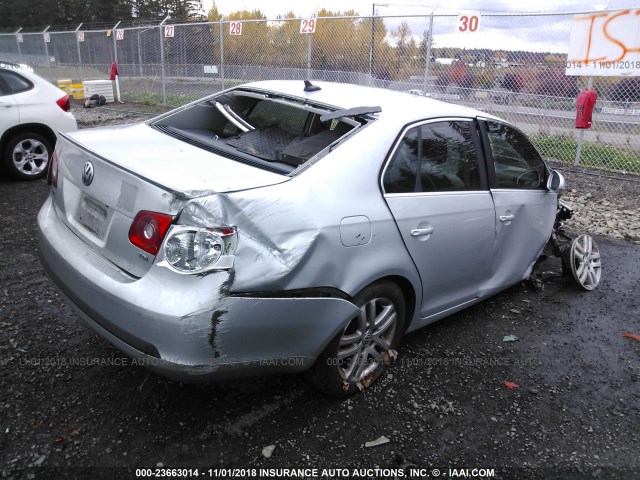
xmin=76 ymin=195 xmax=108 ymax=238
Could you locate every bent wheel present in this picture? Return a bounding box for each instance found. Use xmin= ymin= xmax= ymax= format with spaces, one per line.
xmin=311 ymin=281 xmax=405 ymax=397
xmin=562 ymin=234 xmax=601 ymax=291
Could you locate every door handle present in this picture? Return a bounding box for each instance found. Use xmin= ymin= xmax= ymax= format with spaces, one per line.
xmin=411 ymin=227 xmax=434 ymax=237
xmin=499 ymin=214 xmax=515 ymax=222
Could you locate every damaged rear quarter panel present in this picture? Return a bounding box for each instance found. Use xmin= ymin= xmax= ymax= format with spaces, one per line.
xmin=179 ymin=183 xmax=319 ymax=291
xmin=179 ymin=120 xmax=422 ymax=313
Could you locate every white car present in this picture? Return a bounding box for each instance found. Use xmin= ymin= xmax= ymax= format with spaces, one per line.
xmin=0 ymin=61 xmax=77 ymax=180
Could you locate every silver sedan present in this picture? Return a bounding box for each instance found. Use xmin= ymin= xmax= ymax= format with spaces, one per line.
xmin=38 ymin=80 xmax=567 ymax=396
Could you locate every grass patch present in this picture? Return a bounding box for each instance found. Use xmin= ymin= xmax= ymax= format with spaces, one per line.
xmin=121 ymin=91 xmax=200 ymax=107
xmin=533 ymin=136 xmax=640 ymax=174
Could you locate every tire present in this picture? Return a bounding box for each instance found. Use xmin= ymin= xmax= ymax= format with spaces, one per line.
xmin=3 ymin=132 xmax=53 ymax=180
xmin=311 ymin=281 xmax=406 ymax=397
xmin=561 ymin=234 xmax=602 ymax=291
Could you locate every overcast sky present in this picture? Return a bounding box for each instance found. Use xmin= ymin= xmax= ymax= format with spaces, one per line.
xmin=203 ymin=0 xmax=635 ymax=18
xmin=201 ymin=0 xmax=640 ymax=53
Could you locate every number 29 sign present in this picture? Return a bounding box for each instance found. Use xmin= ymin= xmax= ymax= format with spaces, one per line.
xmin=300 ymin=18 xmax=316 ymax=34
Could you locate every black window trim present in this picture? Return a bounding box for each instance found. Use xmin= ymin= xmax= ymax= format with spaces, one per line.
xmin=381 ymin=116 xmax=490 ymax=197
xmin=476 ymin=118 xmax=498 ymax=188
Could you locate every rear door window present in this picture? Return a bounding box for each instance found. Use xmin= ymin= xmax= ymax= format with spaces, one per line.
xmin=383 ymin=120 xmax=484 ymax=194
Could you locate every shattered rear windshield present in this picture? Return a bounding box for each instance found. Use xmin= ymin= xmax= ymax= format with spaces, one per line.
xmin=151 ymin=88 xmax=378 ymax=175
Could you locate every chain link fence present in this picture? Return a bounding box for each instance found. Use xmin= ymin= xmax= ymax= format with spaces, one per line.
xmin=1 ymin=11 xmax=639 ymax=174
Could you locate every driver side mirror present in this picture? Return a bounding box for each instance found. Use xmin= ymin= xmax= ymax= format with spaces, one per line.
xmin=547 ymin=170 xmax=565 ymax=193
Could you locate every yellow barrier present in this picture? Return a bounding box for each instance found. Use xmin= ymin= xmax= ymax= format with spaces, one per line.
xmin=56 ymin=79 xmax=72 ymax=94
xmin=71 ymin=83 xmax=84 ymax=100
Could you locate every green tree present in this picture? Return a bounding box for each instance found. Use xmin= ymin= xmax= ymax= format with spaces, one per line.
xmin=391 ymin=21 xmax=411 ymax=67
xmin=224 ymin=9 xmax=268 ymax=66
xmin=133 ymin=0 xmax=203 ymax=20
xmin=207 ymin=1 xmax=221 ymax=21
xmin=418 ymin=28 xmax=434 ymax=62
xmin=314 ymin=9 xmax=366 ymax=71
xmin=269 ymin=12 xmax=306 ymax=68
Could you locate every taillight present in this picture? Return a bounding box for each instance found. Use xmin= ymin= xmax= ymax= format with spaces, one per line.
xmin=128 ymin=211 xmax=174 ymax=256
xmin=56 ymin=95 xmax=71 ymax=112
xmin=47 ymin=151 xmax=59 ymax=188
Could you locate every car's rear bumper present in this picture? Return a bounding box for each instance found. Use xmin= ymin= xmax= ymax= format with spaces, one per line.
xmin=37 ymin=194 xmax=359 ymax=382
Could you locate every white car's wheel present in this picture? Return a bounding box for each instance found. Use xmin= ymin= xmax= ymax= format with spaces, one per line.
xmin=312 ymin=281 xmax=405 ymax=397
xmin=4 ymin=132 xmax=52 ymax=180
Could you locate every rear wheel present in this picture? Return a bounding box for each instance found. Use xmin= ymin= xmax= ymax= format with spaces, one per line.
xmin=3 ymin=132 xmax=52 ymax=180
xmin=312 ymin=281 xmax=405 ymax=397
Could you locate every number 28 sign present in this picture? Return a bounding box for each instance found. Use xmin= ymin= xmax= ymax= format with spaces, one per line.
xmin=229 ymin=22 xmax=242 ymax=36
xmin=456 ymin=13 xmax=481 ymax=33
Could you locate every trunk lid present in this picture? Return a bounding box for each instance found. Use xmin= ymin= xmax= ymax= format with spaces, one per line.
xmin=51 ymin=124 xmax=288 ymax=277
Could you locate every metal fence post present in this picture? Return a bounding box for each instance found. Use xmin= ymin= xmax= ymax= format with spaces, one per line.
xmin=307 ymin=32 xmax=312 ymax=79
xmin=112 ymin=21 xmax=120 ymax=67
xmin=369 ymin=6 xmax=374 ymax=77
xmin=42 ymin=26 xmax=52 ymax=79
xmin=14 ymin=28 xmax=22 ymax=64
xmin=421 ymin=13 xmax=434 ymax=96
xmin=219 ymin=20 xmax=225 ymax=90
xmin=137 ymin=27 xmax=146 ymax=78
xmin=75 ymin=23 xmax=84 ymax=82
xmin=111 ymin=21 xmax=121 ymax=102
xmin=159 ymin=17 xmax=169 ymax=105
xmin=574 ymin=76 xmax=593 ymax=165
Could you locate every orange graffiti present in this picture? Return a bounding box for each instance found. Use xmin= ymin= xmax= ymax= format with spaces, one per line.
xmin=578 ymin=13 xmax=608 ymax=64
xmin=604 ymin=10 xmax=640 ymax=62
xmin=568 ymin=9 xmax=640 ymax=64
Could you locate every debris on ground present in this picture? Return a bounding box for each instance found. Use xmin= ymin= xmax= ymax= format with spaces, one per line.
xmin=364 ymin=436 xmax=390 ymax=448
xmin=262 ymin=445 xmax=275 ymax=459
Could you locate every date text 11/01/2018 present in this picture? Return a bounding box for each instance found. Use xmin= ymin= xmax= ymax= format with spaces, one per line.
xmin=566 ymin=60 xmax=640 ymax=70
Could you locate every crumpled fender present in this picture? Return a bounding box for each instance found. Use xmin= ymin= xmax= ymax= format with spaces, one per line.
xmin=178 ymin=181 xmax=318 ymax=291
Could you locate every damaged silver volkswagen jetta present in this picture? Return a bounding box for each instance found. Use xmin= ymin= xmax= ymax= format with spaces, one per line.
xmin=38 ymin=80 xmax=571 ymax=396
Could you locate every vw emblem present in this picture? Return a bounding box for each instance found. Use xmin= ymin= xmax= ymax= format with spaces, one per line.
xmin=82 ymin=162 xmax=94 ymax=186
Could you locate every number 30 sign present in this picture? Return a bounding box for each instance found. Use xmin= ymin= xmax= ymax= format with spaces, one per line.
xmin=456 ymin=14 xmax=481 ymax=33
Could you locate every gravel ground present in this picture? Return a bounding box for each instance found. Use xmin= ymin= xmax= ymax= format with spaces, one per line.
xmin=0 ymin=104 xmax=639 ymax=480
xmin=550 ymin=163 xmax=640 ymax=245
xmin=70 ymin=99 xmax=170 ymax=127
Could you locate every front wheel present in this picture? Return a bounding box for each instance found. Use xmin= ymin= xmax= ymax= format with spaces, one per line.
xmin=562 ymin=234 xmax=602 ymax=291
xmin=3 ymin=132 xmax=53 ymax=180
xmin=312 ymin=281 xmax=406 ymax=397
